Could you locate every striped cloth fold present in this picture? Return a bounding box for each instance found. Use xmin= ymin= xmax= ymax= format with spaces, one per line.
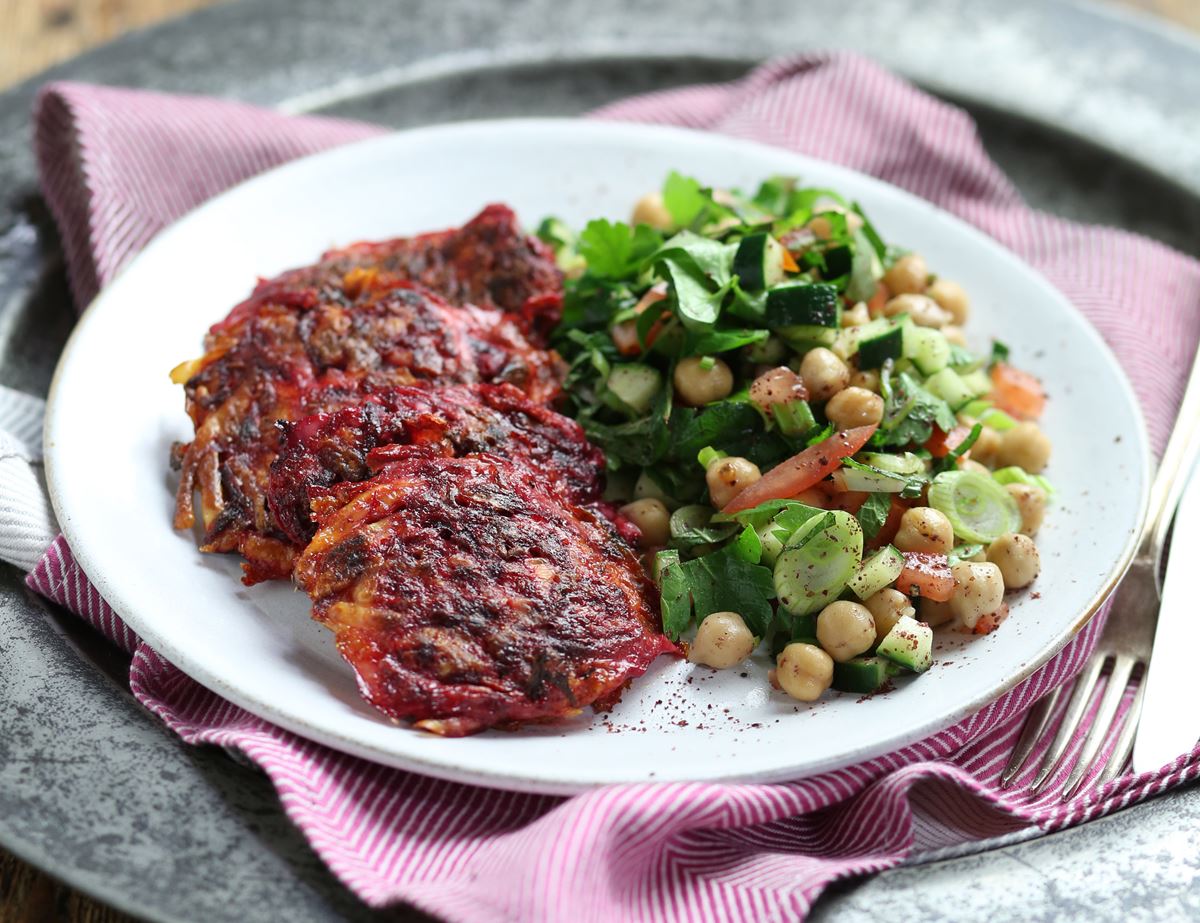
xmin=10 ymin=52 xmax=1200 ymax=921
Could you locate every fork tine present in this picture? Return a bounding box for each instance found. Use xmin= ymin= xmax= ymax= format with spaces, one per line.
xmin=1029 ymin=654 xmax=1107 ymax=794
xmin=1000 ymin=686 xmax=1061 ymax=787
xmin=1061 ymin=655 xmax=1136 ymax=800
xmin=1097 ymin=672 xmax=1146 ymax=787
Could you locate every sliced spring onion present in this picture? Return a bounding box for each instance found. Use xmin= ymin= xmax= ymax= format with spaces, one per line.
xmin=857 ymin=452 xmax=927 ymax=476
xmin=927 ymin=470 xmax=1022 ymax=543
xmin=697 ymin=445 xmax=727 ymax=469
xmin=848 ymin=545 xmax=905 ymax=600
xmin=774 ymin=399 xmax=816 ymax=438
xmin=831 ymin=465 xmax=908 ymax=493
xmin=774 ymin=510 xmax=863 ymax=615
xmin=992 ymin=465 xmax=1056 ymax=498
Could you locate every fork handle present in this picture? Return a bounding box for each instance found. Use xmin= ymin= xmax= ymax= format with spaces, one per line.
xmin=1143 ymin=340 xmax=1200 ymax=572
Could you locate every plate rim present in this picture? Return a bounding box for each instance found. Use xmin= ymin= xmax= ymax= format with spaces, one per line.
xmin=42 ymin=116 xmax=1152 ymax=794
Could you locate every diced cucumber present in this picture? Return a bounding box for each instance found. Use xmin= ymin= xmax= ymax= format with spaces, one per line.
xmin=902 ymin=324 xmax=950 ymax=375
xmin=857 ymin=452 xmax=927 ymax=476
xmin=774 ymin=511 xmax=863 ymax=615
xmin=832 ymin=656 xmax=901 ymax=694
xmin=923 ymin=368 xmax=975 ymax=410
xmin=604 ymin=363 xmax=662 ymax=416
xmin=771 ymin=612 xmax=819 ymax=655
xmin=858 ymin=324 xmax=904 ymax=369
xmin=733 ymin=232 xmax=787 ymax=292
xmin=959 ymin=368 xmax=992 ymax=399
xmin=848 ymin=545 xmax=905 ymax=600
xmin=779 ymin=325 xmax=839 ymax=350
xmin=876 ymin=615 xmax=933 ymax=673
xmin=832 ymin=316 xmax=893 ymax=361
xmin=766 ymin=282 xmax=841 ymax=329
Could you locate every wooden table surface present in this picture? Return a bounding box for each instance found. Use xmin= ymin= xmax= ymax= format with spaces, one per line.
xmin=1 ymin=0 xmax=1198 ymax=920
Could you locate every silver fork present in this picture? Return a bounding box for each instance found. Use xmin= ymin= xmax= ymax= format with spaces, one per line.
xmin=1000 ymin=350 xmax=1200 ymax=800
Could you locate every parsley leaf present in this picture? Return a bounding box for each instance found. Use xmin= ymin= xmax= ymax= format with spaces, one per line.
xmin=657 ymin=543 xmax=777 ymax=640
xmin=577 ymin=219 xmax=662 ymax=279
xmin=989 ymin=339 xmax=1010 ymax=369
xmin=855 ymin=492 xmax=893 ymax=543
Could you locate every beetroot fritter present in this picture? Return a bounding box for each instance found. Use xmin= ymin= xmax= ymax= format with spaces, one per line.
xmin=171 ymin=272 xmax=563 ymax=584
xmin=268 ymin=383 xmax=604 ymax=546
xmin=327 ymin=204 xmax=564 ymax=339
xmin=241 ymin=204 xmax=563 ymax=341
xmin=293 ymin=452 xmax=677 ymax=736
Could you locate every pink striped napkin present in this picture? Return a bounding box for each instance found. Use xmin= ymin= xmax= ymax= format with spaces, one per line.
xmin=24 ymin=53 xmax=1200 ymax=921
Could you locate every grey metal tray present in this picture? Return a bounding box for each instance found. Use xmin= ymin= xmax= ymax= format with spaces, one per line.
xmin=2 ymin=1 xmax=1199 ymax=920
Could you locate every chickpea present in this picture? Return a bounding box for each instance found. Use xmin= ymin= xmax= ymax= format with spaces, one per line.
xmin=706 ymin=456 xmax=762 ymax=509
xmin=1006 ymin=483 xmax=1047 ymax=535
xmin=631 ymin=192 xmax=674 ymax=230
xmin=969 ymin=426 xmax=1002 ymax=466
xmin=633 ymin=470 xmax=670 ymax=504
xmin=791 ymin=487 xmax=828 ymax=508
xmin=816 ymin=600 xmax=876 ymax=663
xmin=942 ymin=325 xmax=967 ymax=347
xmin=674 ymin=357 xmax=733 ymax=407
xmin=987 ymin=533 xmax=1041 ymax=589
xmin=745 ymin=335 xmax=786 ymax=365
xmin=619 ymin=498 xmax=670 ymax=547
xmin=841 ymin=302 xmax=870 ymax=327
xmin=806 ymin=205 xmax=863 ymax=239
xmin=949 ymin=562 xmax=1005 ymax=630
xmin=798 ymin=347 xmax=850 ymax=401
xmin=690 ymin=611 xmax=756 ymax=669
xmin=775 ymin=642 xmax=834 ymax=702
xmin=882 ymin=293 xmax=951 ymax=328
xmin=894 ymin=507 xmax=954 ymax=555
xmin=995 ymin=422 xmax=1052 ymax=474
xmin=918 ymin=597 xmax=956 ymax=628
xmin=825 ymin=386 xmax=885 ymax=429
xmin=927 ymin=278 xmax=970 ymax=325
xmin=960 ymin=459 xmax=991 ymax=476
xmin=849 ymin=369 xmax=881 ymax=393
xmin=882 ymin=252 xmax=929 ymax=295
xmin=865 ymin=588 xmax=915 ymax=644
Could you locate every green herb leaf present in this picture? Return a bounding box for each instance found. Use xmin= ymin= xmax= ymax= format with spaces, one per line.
xmin=662 ymin=172 xmax=707 ymax=227
xmin=856 ymin=492 xmax=893 ymax=543
xmin=658 ymin=544 xmax=777 ymax=639
xmin=989 ymin=339 xmax=1010 ymax=369
xmin=577 ymin=219 xmax=662 ymax=279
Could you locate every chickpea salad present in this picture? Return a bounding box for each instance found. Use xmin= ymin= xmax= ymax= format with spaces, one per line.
xmin=540 ymin=173 xmax=1055 ymax=703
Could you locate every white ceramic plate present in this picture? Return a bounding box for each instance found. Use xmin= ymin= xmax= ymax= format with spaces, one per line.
xmin=45 ymin=120 xmax=1149 ymax=794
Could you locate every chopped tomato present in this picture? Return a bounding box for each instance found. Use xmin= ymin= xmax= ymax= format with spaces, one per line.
xmin=897 ymin=552 xmax=955 ymax=601
xmin=610 ymin=320 xmax=641 ymax=356
xmin=926 ymin=424 xmax=972 ymax=459
xmin=866 ymin=497 xmax=908 ymax=550
xmin=721 ymin=425 xmax=878 ymax=514
xmin=972 ymin=603 xmax=1008 ymax=635
xmin=866 ymin=281 xmax=890 ymax=317
xmin=826 ymin=489 xmax=868 ymax=514
xmin=989 ymin=363 xmax=1046 ymax=420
